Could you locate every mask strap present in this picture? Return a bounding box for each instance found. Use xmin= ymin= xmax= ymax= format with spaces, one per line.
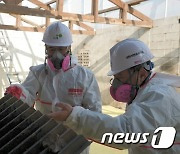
xmin=127 ymin=68 xmax=140 ymax=104
xmin=140 ymin=71 xmax=151 ymax=87
xmin=65 ymin=47 xmax=72 ymax=67
xmin=44 ymin=50 xmax=48 ymax=74
xmin=68 ymin=48 xmax=72 ymax=67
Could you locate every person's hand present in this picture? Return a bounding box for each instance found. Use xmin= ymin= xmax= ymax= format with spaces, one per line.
xmin=48 ymin=103 xmax=73 ymax=121
xmin=5 ymin=86 xmax=23 ymax=99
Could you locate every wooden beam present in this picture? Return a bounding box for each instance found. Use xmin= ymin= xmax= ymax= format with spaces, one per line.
xmin=108 ymin=0 xmax=124 ymax=8
xmin=128 ymin=5 xmax=151 ymax=22
xmin=119 ymin=8 xmax=123 ymax=19
xmin=56 ymin=0 xmax=64 ymax=16
xmin=72 ymin=21 xmax=94 ymax=31
xmin=92 ymin=0 xmax=99 ymax=22
xmin=108 ymin=0 xmax=152 ymax=22
xmin=16 ymin=2 xmax=21 ymax=28
xmin=10 ymin=14 xmax=39 ymax=27
xmin=72 ymin=30 xmax=95 ymax=35
xmin=3 ymin=0 xmax=23 ymax=5
xmin=0 ymin=3 xmax=152 ymax=28
xmin=16 ymin=15 xmax=21 ymax=27
xmin=45 ymin=17 xmax=50 ymax=27
xmin=0 ymin=3 xmax=57 ymax=18
xmin=125 ymin=19 xmax=152 ymax=27
xmin=60 ymin=12 xmax=94 ymax=22
xmin=46 ymin=0 xmax=56 ymax=5
xmin=34 ymin=0 xmax=56 ymax=9
xmin=97 ymin=1 xmax=148 ymax=15
xmin=98 ymin=6 xmax=119 ymax=14
xmin=0 ymin=24 xmax=45 ymax=32
xmin=62 ymin=15 xmax=152 ymax=27
xmin=69 ymin=20 xmax=94 ymax=35
xmin=69 ymin=20 xmax=73 ymax=31
xmin=122 ymin=3 xmax=127 ymax=23
xmin=29 ymin=0 xmax=51 ymax=10
xmin=127 ymin=0 xmax=147 ymax=6
xmin=0 ymin=24 xmax=95 ymax=35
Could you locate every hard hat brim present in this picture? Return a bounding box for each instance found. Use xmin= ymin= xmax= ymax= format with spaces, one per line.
xmin=107 ymin=70 xmax=116 ymax=76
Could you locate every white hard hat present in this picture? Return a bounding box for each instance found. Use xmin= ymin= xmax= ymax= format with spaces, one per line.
xmin=42 ymin=21 xmax=73 ymax=47
xmin=107 ymin=38 xmax=154 ymax=76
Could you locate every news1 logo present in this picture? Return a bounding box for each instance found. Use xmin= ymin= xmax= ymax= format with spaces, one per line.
xmin=101 ymin=127 xmax=176 ymax=149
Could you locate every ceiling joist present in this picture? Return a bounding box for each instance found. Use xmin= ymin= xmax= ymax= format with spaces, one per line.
xmin=0 ymin=0 xmax=152 ymax=35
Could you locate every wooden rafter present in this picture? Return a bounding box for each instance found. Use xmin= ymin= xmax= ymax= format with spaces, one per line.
xmin=92 ymin=0 xmax=99 ymax=22
xmin=98 ymin=6 xmax=119 ymax=14
xmin=0 ymin=4 xmax=57 ymax=18
xmin=29 ymin=0 xmax=52 ymax=11
xmin=0 ymin=0 xmax=152 ymax=35
xmin=109 ymin=0 xmax=152 ymax=21
xmin=10 ymin=14 xmax=40 ymax=27
xmin=56 ymin=0 xmax=64 ymax=16
xmin=127 ymin=0 xmax=148 ymax=6
xmin=46 ymin=0 xmax=56 ymax=6
xmin=0 ymin=24 xmax=45 ymax=32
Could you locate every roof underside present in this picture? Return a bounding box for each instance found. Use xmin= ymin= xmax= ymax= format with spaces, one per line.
xmin=0 ymin=0 xmax=152 ymax=35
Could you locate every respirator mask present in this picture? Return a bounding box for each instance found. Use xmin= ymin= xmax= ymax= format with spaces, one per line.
xmin=109 ymin=61 xmax=154 ymax=104
xmin=45 ymin=47 xmax=71 ymax=72
xmin=109 ymin=77 xmax=138 ymax=104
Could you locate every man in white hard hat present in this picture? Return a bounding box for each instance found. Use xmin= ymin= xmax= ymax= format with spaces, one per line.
xmin=48 ymin=38 xmax=180 ymax=154
xmin=5 ymin=21 xmax=102 ymax=153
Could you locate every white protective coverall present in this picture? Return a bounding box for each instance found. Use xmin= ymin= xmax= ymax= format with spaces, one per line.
xmin=63 ymin=72 xmax=180 ymax=154
xmin=15 ymin=55 xmax=101 ymax=113
xmin=11 ymin=55 xmax=102 ymax=154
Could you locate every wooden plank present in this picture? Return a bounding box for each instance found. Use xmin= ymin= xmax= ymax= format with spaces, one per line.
xmin=127 ymin=0 xmax=147 ymax=6
xmin=56 ymin=0 xmax=64 ymax=16
xmin=16 ymin=15 xmax=21 ymax=27
xmin=122 ymin=3 xmax=127 ymax=23
xmin=2 ymin=0 xmax=22 ymax=5
xmin=46 ymin=0 xmax=56 ymax=5
xmin=15 ymin=2 xmax=21 ymax=28
xmin=72 ymin=21 xmax=94 ymax=31
xmin=0 ymin=24 xmax=45 ymax=32
xmin=45 ymin=18 xmax=50 ymax=27
xmin=96 ymin=16 xmax=122 ymax=24
xmin=62 ymin=15 xmax=152 ymax=27
xmin=119 ymin=9 xmax=123 ymax=19
xmin=0 ymin=24 xmax=95 ymax=34
xmin=0 ymin=4 xmax=57 ymax=18
xmin=0 ymin=3 xmax=152 ymax=27
xmin=108 ymin=0 xmax=152 ymax=22
xmin=108 ymin=0 xmax=124 ymax=9
xmin=95 ymin=1 xmax=148 ymax=15
xmin=69 ymin=21 xmax=73 ymax=31
xmin=0 ymin=24 xmax=96 ymax=34
xmin=29 ymin=0 xmax=51 ymax=10
xmin=128 ymin=5 xmax=151 ymax=21
xmin=72 ymin=30 xmax=95 ymax=35
xmin=34 ymin=0 xmax=56 ymax=9
xmin=61 ymin=12 xmax=94 ymax=22
xmin=10 ymin=14 xmax=39 ymax=27
xmin=125 ymin=19 xmax=153 ymax=27
xmin=92 ymin=0 xmax=99 ymax=22
xmin=98 ymin=6 xmax=119 ymax=14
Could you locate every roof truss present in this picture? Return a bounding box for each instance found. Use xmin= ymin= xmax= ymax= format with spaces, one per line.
xmin=0 ymin=0 xmax=152 ymax=35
